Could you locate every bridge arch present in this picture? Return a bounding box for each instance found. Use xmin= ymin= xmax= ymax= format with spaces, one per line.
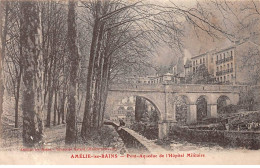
xmin=196 ymin=95 xmax=208 ymax=122
xmin=217 ymin=95 xmax=232 ymax=114
xmin=105 ymin=90 xmax=167 ymax=139
xmin=217 ymin=95 xmax=231 ymax=105
xmin=173 ymin=95 xmax=191 ymax=125
xmin=105 ymin=92 xmax=164 ymax=121
xmin=174 ymin=94 xmax=191 ymax=104
xmin=136 ymin=96 xmax=162 ymax=121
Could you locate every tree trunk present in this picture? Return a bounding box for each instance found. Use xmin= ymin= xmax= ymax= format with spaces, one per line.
xmin=51 ymin=21 xmax=58 ymax=126
xmin=46 ymin=86 xmax=53 ymax=127
xmin=15 ymin=24 xmax=24 ymax=129
xmin=95 ymin=57 xmax=104 ymax=128
xmin=81 ymin=14 xmax=101 ymax=138
xmin=65 ymin=0 xmax=80 ymax=144
xmin=135 ymin=96 xmax=146 ymax=122
xmin=53 ymin=90 xmax=57 ymax=126
xmin=0 ymin=1 xmax=9 ymax=135
xmin=99 ymin=53 xmax=112 ymax=127
xmin=98 ymin=28 xmax=113 ymax=127
xmin=60 ymin=91 xmax=66 ymax=124
xmin=57 ymin=94 xmax=61 ymax=125
xmin=46 ymin=44 xmax=54 ymax=127
xmin=92 ymin=22 xmax=105 ymax=129
xmin=20 ymin=1 xmax=44 ymax=147
xmin=14 ymin=67 xmax=22 ymax=128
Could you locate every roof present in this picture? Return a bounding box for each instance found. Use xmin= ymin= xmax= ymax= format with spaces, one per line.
xmin=214 ymin=39 xmax=259 ymax=54
xmin=191 ymin=52 xmax=208 ymax=59
xmin=189 ymin=39 xmax=259 ymax=59
xmin=214 ymin=45 xmax=236 ymax=54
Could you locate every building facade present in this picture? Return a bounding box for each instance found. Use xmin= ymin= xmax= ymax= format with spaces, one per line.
xmin=122 ymin=39 xmax=259 ymax=86
xmin=214 ymin=47 xmax=235 ymax=84
xmin=186 ymin=39 xmax=259 ymax=85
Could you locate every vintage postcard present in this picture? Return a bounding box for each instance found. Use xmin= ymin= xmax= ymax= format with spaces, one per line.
xmin=0 ymin=0 xmax=260 ymax=165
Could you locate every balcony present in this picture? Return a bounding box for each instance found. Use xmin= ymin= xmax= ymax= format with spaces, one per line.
xmin=216 ymin=68 xmax=233 ymax=76
xmin=216 ymin=56 xmax=233 ymax=65
xmin=216 ymin=71 xmax=223 ymax=76
xmin=227 ymin=68 xmax=233 ymax=73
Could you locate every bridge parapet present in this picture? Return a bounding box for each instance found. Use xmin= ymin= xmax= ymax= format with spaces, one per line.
xmin=165 ymin=84 xmax=246 ymax=93
xmin=109 ymin=83 xmax=165 ymax=91
xmin=109 ymin=83 xmax=248 ymax=93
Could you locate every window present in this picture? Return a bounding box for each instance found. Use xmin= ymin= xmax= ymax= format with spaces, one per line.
xmin=200 ymin=59 xmax=202 ymax=64
xmin=231 ymin=62 xmax=233 ymax=69
xmin=220 ymin=66 xmax=222 ymax=71
xmin=231 ymin=74 xmax=234 ymax=79
xmin=231 ymin=51 xmax=233 ymax=57
xmin=193 ymin=61 xmax=195 ymax=66
xmin=196 ymin=60 xmax=198 ymax=65
xmin=217 ymin=55 xmax=218 ymax=60
xmin=220 ymin=77 xmax=222 ymax=82
xmin=227 ymin=64 xmax=229 ymax=69
xmin=217 ymin=67 xmax=219 ymax=72
xmin=227 ymin=75 xmax=229 ymax=81
xmin=224 ymin=65 xmax=226 ymax=70
xmin=223 ymin=53 xmax=225 ymax=59
xmin=203 ymin=58 xmax=205 ymax=63
xmin=224 ymin=76 xmax=226 ymax=82
xmin=211 ymin=57 xmax=213 ymax=63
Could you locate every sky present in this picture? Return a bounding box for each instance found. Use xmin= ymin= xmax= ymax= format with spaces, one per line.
xmin=148 ymin=0 xmax=260 ymax=67
xmin=145 ymin=0 xmax=199 ymax=67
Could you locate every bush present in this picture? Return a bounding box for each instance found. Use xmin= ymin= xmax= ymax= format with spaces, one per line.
xmin=218 ymin=104 xmax=238 ymax=114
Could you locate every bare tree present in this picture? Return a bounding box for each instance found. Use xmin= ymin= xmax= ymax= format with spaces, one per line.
xmin=40 ymin=1 xmax=69 ymax=127
xmin=2 ymin=1 xmax=23 ymax=128
xmin=65 ymin=0 xmax=80 ymax=144
xmin=20 ymin=1 xmax=44 ymax=146
xmin=0 ymin=1 xmax=9 ymax=133
xmin=80 ymin=0 xmax=151 ymax=138
xmin=80 ymin=0 xmax=184 ymax=139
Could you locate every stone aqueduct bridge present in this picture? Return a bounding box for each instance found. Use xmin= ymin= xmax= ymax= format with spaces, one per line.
xmin=106 ymin=84 xmax=244 ymax=139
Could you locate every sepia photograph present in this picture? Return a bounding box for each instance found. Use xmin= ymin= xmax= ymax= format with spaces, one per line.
xmin=0 ymin=0 xmax=259 ymax=165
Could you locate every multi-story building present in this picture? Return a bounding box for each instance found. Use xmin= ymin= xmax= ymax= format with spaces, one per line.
xmin=185 ymin=39 xmax=259 ymax=85
xmin=214 ymin=47 xmax=234 ymax=84
xmin=214 ymin=39 xmax=259 ymax=84
xmin=190 ymin=50 xmax=216 ymax=76
xmin=191 ymin=53 xmax=208 ymax=73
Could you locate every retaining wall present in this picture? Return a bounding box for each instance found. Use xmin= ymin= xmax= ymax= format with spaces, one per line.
xmin=170 ymin=127 xmax=260 ymax=150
